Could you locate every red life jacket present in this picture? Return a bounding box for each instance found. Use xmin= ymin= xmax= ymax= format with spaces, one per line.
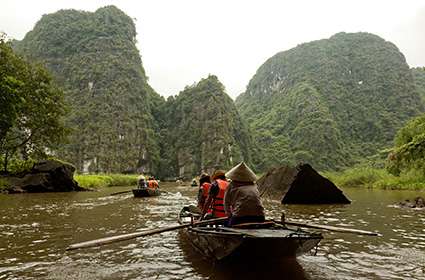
xmin=148 ymin=180 xmax=158 ymax=189
xmin=201 ymin=182 xmax=211 ymax=201
xmin=212 ymin=179 xmax=229 ymax=217
xmin=201 ymin=182 xmax=212 ymax=213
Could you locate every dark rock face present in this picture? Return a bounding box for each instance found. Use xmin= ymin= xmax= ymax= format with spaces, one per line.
xmin=258 ymin=163 xmax=350 ymax=204
xmin=398 ymin=197 xmax=425 ymax=209
xmin=257 ymin=165 xmax=298 ymax=198
xmin=4 ymin=160 xmax=83 ymax=193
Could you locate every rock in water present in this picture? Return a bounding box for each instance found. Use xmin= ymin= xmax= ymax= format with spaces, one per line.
xmin=398 ymin=197 xmax=425 ymax=209
xmin=258 ymin=163 xmax=350 ymax=204
xmin=5 ymin=160 xmax=83 ymax=193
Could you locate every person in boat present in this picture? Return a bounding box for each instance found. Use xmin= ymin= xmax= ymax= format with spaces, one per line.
xmin=224 ymin=162 xmax=265 ymax=226
xmin=197 ymin=173 xmax=211 ymax=210
xmin=137 ymin=175 xmax=147 ymax=188
xmin=191 ymin=179 xmax=197 ymax=186
xmin=147 ymin=176 xmax=159 ymax=189
xmin=201 ymin=169 xmax=229 ymax=219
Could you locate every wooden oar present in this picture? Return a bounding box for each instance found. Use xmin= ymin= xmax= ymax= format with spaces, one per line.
xmin=277 ymin=219 xmax=382 ymax=236
xmin=110 ymin=189 xmax=169 ymax=196
xmin=110 ymin=190 xmax=132 ymax=196
xmin=66 ymin=216 xmax=227 ymax=251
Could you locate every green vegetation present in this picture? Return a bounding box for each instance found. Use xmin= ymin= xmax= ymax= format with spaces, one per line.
xmin=0 ymin=34 xmax=67 ymax=173
xmin=326 ymin=112 xmax=425 ymax=191
xmin=386 ymin=113 xmax=425 ymax=176
xmin=14 ymin=6 xmax=162 ymax=174
xmin=324 ymin=166 xmax=425 ymax=190
xmin=0 ymin=177 xmax=11 ymax=192
xmin=10 ymin=6 xmax=425 ymax=186
xmin=157 ymin=75 xmax=253 ymax=178
xmin=0 ymin=157 xmax=35 ymax=175
xmin=412 ymin=67 xmax=425 ymax=104
xmin=237 ymin=32 xmax=424 ymax=172
xmin=75 ymin=173 xmax=138 ymax=189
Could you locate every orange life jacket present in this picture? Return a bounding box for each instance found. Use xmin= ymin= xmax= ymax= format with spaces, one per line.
xmin=200 ymin=182 xmax=212 ymax=213
xmin=148 ymin=180 xmax=159 ymax=189
xmin=212 ymin=179 xmax=229 ymax=217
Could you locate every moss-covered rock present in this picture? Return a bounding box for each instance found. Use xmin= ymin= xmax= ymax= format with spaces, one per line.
xmin=2 ymin=159 xmax=83 ymax=193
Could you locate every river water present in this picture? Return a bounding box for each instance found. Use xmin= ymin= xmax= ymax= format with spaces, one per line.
xmin=0 ymin=183 xmax=424 ymax=280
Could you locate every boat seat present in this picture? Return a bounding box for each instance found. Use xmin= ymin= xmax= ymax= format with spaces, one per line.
xmin=232 ymin=221 xmax=275 ymax=229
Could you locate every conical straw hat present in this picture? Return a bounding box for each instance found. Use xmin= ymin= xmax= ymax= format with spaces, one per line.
xmin=225 ymin=162 xmax=257 ymax=182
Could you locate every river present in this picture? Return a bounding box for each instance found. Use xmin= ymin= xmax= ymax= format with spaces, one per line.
xmin=0 ymin=183 xmax=424 ymax=280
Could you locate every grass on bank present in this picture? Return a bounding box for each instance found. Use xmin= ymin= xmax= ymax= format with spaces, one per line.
xmin=323 ymin=167 xmax=425 ymax=190
xmin=74 ymin=174 xmax=138 ymax=189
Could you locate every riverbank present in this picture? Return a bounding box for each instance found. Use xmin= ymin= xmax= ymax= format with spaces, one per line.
xmin=323 ymin=167 xmax=425 ymax=190
xmin=74 ymin=174 xmax=138 ymax=189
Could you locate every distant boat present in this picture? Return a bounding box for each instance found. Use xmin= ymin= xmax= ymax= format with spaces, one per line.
xmin=178 ymin=206 xmax=322 ymax=261
xmin=132 ymin=187 xmax=160 ymax=197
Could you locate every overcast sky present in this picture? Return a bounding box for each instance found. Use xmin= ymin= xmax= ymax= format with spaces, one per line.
xmin=1 ymin=0 xmax=424 ymax=99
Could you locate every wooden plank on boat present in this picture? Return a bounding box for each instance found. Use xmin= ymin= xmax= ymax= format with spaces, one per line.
xmin=282 ymin=220 xmax=382 ymax=236
xmin=219 ymin=227 xmax=305 ymax=238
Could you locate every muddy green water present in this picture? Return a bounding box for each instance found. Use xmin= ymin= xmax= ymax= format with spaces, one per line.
xmin=0 ymin=183 xmax=424 ymax=280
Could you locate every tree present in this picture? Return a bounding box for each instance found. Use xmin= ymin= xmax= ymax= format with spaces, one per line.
xmin=0 ymin=35 xmax=68 ymax=172
xmin=387 ymin=113 xmax=425 ymax=175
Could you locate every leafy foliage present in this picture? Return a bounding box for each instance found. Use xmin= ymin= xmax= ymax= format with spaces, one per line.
xmin=324 ymin=166 xmax=425 ymax=190
xmin=157 ymin=75 xmax=253 ymax=178
xmin=14 ymin=6 xmax=161 ymax=174
xmin=386 ymin=113 xmax=425 ymax=175
xmin=236 ymin=32 xmax=424 ymax=171
xmin=0 ymin=35 xmax=67 ymax=172
xmin=412 ymin=67 xmax=425 ymax=104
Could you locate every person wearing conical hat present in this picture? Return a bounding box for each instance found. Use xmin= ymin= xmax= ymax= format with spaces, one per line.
xmin=137 ymin=175 xmax=147 ymax=188
xmin=201 ymin=169 xmax=230 ymax=219
xmin=224 ymin=162 xmax=265 ymax=226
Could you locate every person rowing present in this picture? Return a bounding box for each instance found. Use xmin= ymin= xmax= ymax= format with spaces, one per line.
xmin=224 ymin=162 xmax=265 ymax=226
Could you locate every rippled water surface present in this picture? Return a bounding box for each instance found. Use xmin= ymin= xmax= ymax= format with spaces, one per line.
xmin=0 ymin=183 xmax=424 ymax=279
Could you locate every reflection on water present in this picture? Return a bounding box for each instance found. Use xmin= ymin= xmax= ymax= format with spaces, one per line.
xmin=178 ymin=233 xmax=310 ymax=280
xmin=0 ymin=183 xmax=424 ymax=279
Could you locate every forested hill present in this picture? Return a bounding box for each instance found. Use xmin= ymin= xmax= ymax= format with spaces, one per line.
xmin=412 ymin=67 xmax=425 ymax=104
xmin=157 ymin=75 xmax=253 ymax=179
xmin=236 ymin=32 xmax=424 ymax=171
xmin=14 ymin=6 xmax=162 ymax=173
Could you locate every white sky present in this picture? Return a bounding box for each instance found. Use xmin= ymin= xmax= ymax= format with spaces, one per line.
xmin=1 ymin=0 xmax=424 ymax=99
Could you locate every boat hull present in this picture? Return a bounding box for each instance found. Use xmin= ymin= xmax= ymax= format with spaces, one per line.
xmin=178 ymin=207 xmax=322 ymax=261
xmin=132 ymin=187 xmax=160 ymax=197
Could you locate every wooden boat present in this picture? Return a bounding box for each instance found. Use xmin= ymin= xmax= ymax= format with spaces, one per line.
xmin=132 ymin=187 xmax=160 ymax=197
xmin=178 ymin=206 xmax=323 ymax=261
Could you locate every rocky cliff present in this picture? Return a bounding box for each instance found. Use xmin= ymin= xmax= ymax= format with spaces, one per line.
xmin=236 ymin=32 xmax=424 ymax=171
xmin=159 ymin=75 xmax=253 ymax=179
xmin=14 ymin=6 xmax=162 ymax=174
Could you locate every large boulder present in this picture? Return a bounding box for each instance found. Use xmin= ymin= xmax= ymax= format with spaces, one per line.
xmin=4 ymin=159 xmax=83 ymax=193
xmin=258 ymin=163 xmax=350 ymax=204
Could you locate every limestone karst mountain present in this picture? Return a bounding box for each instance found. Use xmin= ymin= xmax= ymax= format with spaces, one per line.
xmin=158 ymin=75 xmax=253 ymax=179
xmin=236 ymin=32 xmax=424 ymax=171
xmin=15 ymin=6 xmax=162 ymax=173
